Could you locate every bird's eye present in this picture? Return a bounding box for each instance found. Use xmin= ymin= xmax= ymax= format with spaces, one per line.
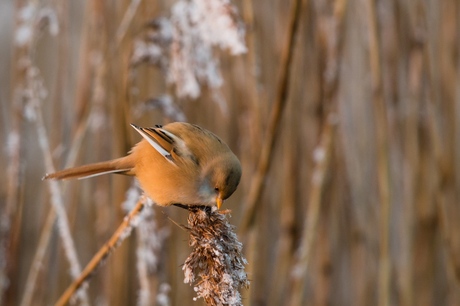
xmin=214 ymin=187 xmax=219 ymax=191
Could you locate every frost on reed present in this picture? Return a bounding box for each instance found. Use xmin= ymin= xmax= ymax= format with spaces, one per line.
xmin=126 ymin=184 xmax=171 ymax=306
xmin=182 ymin=207 xmax=249 ymax=306
xmin=131 ymin=0 xmax=246 ymax=100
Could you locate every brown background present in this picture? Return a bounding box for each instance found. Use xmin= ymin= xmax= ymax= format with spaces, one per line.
xmin=1 ymin=0 xmax=460 ymax=305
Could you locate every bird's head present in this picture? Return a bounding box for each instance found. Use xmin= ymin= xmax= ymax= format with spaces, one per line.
xmin=201 ymin=153 xmax=242 ymax=209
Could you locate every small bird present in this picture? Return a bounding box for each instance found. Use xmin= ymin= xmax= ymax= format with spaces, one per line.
xmin=44 ymin=122 xmax=242 ymax=209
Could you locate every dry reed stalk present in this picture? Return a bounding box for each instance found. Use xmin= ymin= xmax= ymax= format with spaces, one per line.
xmin=21 ymin=109 xmax=92 ymax=306
xmin=423 ymin=11 xmax=460 ymax=288
xmin=2 ymin=1 xmax=29 ymax=303
xmin=21 ymin=2 xmax=96 ymax=298
xmin=73 ymin=0 xmax=93 ymax=128
xmin=238 ymin=1 xmax=260 ymax=303
xmin=6 ymin=3 xmax=89 ymax=304
xmin=238 ymin=0 xmax=304 ymax=236
xmin=365 ymin=1 xmax=391 ymax=305
xmin=241 ymin=0 xmax=262 ymax=156
xmin=399 ymin=35 xmax=424 ymax=306
xmin=136 ymin=220 xmax=155 ymax=306
xmin=454 ymin=1 xmax=460 ymax=286
xmin=411 ymin=6 xmax=444 ymax=303
xmin=131 ymin=186 xmax=170 ymax=306
xmin=182 ymin=206 xmax=249 ymax=306
xmin=285 ymin=0 xmax=347 ymax=304
xmin=36 ymin=98 xmax=90 ymax=306
xmin=116 ymin=0 xmax=142 ymax=45
xmin=55 ymin=196 xmax=147 ymax=306
xmin=20 ymin=208 xmax=56 ymax=306
xmin=135 ymin=202 xmax=154 ymax=306
xmin=87 ymin=12 xmax=110 ymax=301
xmin=436 ymin=190 xmax=460 ymax=285
xmin=287 ymin=114 xmax=336 ymax=306
xmin=1 ymin=117 xmax=22 ymax=306
xmin=267 ymin=114 xmax=297 ymax=306
xmin=51 ymin=0 xmax=69 ymax=130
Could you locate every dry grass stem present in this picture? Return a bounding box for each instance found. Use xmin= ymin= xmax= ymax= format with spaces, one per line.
xmin=20 ymin=209 xmax=56 ymax=306
xmin=238 ymin=0 xmax=304 ymax=235
xmin=116 ymin=0 xmax=142 ymax=45
xmin=288 ymin=114 xmax=336 ymax=306
xmin=21 ymin=105 xmax=93 ymax=306
xmin=55 ymin=196 xmax=147 ymax=306
xmin=183 ymin=207 xmax=249 ymax=306
xmin=365 ymin=0 xmax=391 ymax=305
xmin=37 ymin=102 xmax=90 ymax=306
xmin=5 ymin=3 xmax=90 ymax=304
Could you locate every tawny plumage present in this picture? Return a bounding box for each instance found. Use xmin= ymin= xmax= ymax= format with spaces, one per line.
xmin=44 ymin=122 xmax=242 ymax=208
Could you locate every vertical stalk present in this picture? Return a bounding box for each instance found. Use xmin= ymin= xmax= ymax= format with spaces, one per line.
xmin=365 ymin=0 xmax=391 ymax=305
xmin=287 ymin=115 xmax=336 ymax=306
xmin=239 ymin=0 xmax=305 ymax=236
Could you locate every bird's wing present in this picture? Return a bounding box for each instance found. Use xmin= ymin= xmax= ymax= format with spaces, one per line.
xmin=131 ymin=123 xmax=191 ymax=165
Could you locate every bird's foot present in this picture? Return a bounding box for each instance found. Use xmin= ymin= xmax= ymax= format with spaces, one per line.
xmin=173 ymin=203 xmax=212 ymax=213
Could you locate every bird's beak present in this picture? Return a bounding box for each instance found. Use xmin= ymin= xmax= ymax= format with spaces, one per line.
xmin=216 ymin=193 xmax=223 ymax=209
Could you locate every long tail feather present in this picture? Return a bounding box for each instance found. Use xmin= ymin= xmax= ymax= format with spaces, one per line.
xmin=43 ymin=157 xmax=134 ymax=180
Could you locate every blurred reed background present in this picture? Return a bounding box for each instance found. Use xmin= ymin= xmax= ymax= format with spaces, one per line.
xmin=1 ymin=0 xmax=460 ymax=305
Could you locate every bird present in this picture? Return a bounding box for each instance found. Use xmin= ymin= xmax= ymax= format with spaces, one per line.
xmin=43 ymin=122 xmax=242 ymax=209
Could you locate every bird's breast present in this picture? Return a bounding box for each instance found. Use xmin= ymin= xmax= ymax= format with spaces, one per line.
xmin=132 ymin=142 xmax=207 ymax=206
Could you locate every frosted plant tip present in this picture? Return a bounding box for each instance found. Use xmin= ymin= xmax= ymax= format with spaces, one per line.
xmin=182 ymin=207 xmax=249 ymax=306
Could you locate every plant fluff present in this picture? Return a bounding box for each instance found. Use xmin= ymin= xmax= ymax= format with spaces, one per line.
xmin=182 ymin=207 xmax=249 ymax=306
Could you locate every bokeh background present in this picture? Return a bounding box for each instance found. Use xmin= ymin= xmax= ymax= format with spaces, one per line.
xmin=1 ymin=0 xmax=460 ymax=305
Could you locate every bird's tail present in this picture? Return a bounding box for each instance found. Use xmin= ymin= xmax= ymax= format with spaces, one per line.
xmin=43 ymin=157 xmax=135 ymax=180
